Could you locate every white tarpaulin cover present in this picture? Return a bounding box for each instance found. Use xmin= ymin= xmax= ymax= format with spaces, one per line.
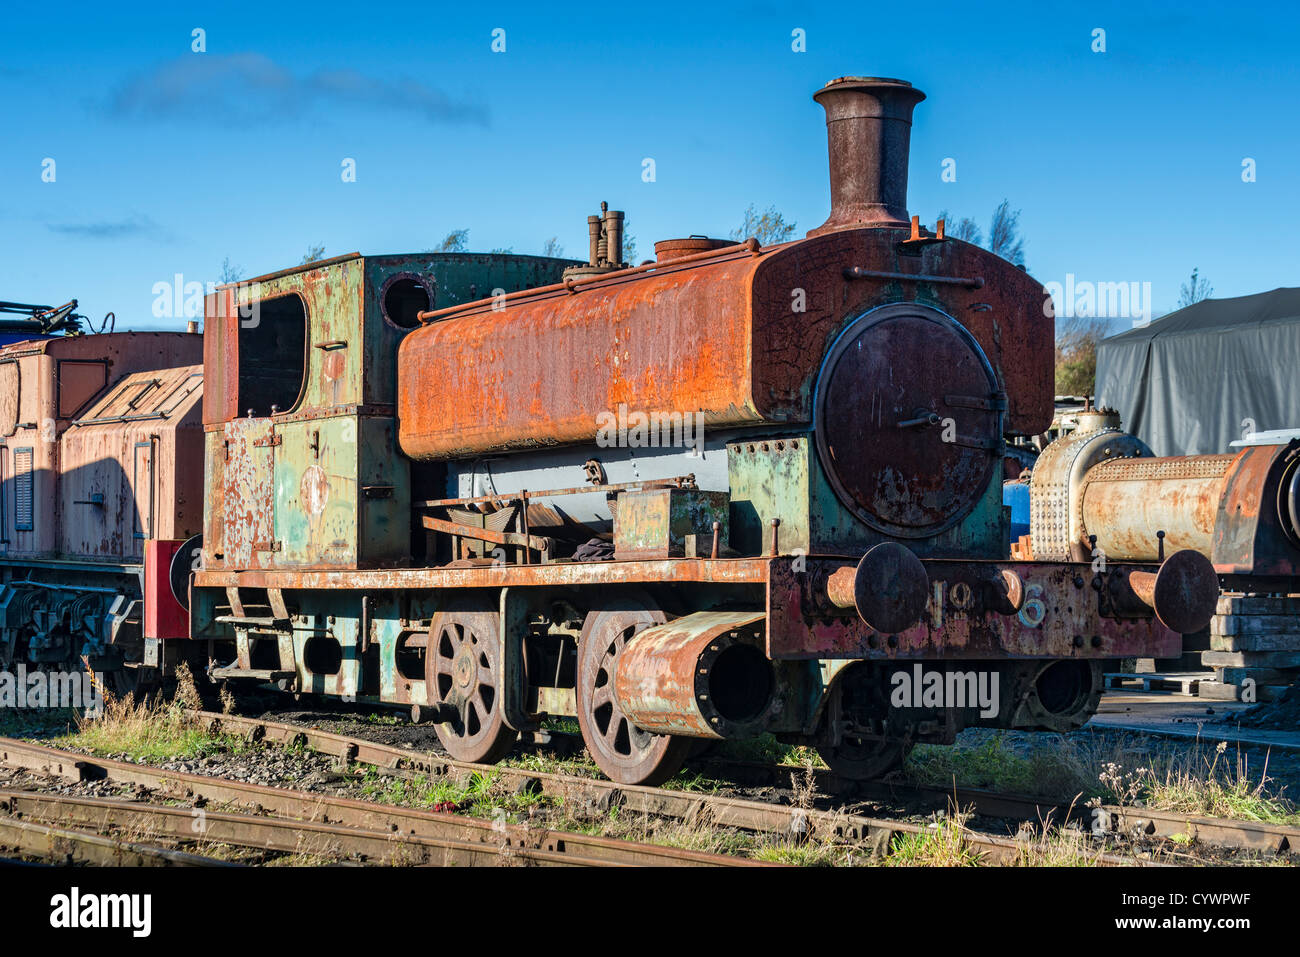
xmin=1095 ymin=287 xmax=1300 ymax=457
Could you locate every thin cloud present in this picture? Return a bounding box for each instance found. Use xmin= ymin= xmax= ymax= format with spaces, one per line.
xmin=47 ymin=215 xmax=162 ymax=239
xmin=107 ymin=53 xmax=487 ymax=126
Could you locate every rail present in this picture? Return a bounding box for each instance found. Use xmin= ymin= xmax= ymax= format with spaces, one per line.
xmin=0 ymin=735 xmax=765 ymax=867
xmin=177 ymin=712 xmax=1165 ymax=865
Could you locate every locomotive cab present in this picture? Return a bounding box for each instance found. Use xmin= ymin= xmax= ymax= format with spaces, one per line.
xmin=192 ymin=252 xmax=578 ymax=691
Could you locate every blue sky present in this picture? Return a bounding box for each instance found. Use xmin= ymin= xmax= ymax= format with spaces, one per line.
xmin=2 ymin=0 xmax=1296 ymax=329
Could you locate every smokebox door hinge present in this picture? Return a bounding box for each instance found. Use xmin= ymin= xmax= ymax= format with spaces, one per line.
xmin=944 ymin=393 xmax=1008 ymax=412
xmin=253 ymin=540 xmax=283 ymax=552
xmin=253 ymin=434 xmax=283 ymax=447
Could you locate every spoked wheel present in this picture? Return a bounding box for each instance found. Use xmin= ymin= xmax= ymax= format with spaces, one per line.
xmin=427 ymin=602 xmax=518 ymax=764
xmin=818 ymin=735 xmax=913 ymax=781
xmin=576 ymin=597 xmax=691 ymax=786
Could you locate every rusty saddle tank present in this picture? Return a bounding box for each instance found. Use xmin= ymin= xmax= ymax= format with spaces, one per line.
xmin=398 ymin=77 xmax=1054 ymax=563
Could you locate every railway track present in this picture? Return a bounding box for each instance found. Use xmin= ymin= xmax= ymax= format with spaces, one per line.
xmin=871 ymin=780 xmax=1297 ymax=856
xmin=491 ymin=718 xmax=1300 ymax=859
xmin=8 ymin=708 xmax=1290 ymax=865
xmin=0 ymin=736 xmax=766 ymax=867
xmin=195 ymin=709 xmax=1300 ymax=861
xmin=0 ymin=789 xmax=637 ymax=866
xmin=686 ymin=754 xmax=1300 ymax=857
xmin=186 ymin=711 xmax=1176 ymax=864
xmin=0 ymin=809 xmax=237 ymax=866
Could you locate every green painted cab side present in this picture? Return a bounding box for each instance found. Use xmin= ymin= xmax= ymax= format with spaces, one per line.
xmin=205 ymin=252 xmax=576 ymax=571
xmin=272 ymin=415 xmax=411 ymax=567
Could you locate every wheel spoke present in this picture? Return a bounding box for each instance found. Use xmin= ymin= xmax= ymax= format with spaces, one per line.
xmin=602 ymin=715 xmax=623 ymax=746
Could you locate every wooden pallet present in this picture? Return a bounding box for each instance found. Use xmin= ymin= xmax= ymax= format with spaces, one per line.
xmin=1104 ymin=671 xmax=1206 ymax=695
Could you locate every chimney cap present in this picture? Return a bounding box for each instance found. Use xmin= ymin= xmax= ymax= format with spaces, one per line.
xmin=818 ymin=75 xmax=920 ymax=91
xmin=812 ymin=75 xmax=927 ymax=111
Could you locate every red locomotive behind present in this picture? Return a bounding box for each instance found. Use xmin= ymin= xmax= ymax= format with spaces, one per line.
xmin=0 ymin=331 xmax=203 ymax=692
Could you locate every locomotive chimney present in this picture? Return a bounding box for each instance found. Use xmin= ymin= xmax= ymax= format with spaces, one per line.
xmin=807 ymin=76 xmax=926 ymax=236
xmin=605 ymin=208 xmax=624 ymax=267
xmin=565 ymin=201 xmax=627 ymax=279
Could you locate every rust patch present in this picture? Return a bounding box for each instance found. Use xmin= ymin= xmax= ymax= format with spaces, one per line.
xmin=322 ymin=350 xmax=345 ymax=382
xmin=300 ymin=465 xmax=330 ymax=518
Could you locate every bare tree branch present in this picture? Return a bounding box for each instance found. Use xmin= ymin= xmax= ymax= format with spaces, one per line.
xmin=1178 ymin=267 xmax=1214 ymax=308
xmin=434 ymin=229 xmax=469 ymax=253
xmin=987 ymin=200 xmax=1024 ymax=264
xmin=219 ymin=257 xmax=244 ymax=283
xmin=731 ymin=204 xmax=797 ymax=245
xmin=1054 ymin=315 xmax=1110 ymax=395
xmin=937 ymin=209 xmax=983 ymax=246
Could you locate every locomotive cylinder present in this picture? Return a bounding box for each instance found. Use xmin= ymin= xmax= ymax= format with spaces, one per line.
xmin=612 ymin=611 xmax=774 ymax=740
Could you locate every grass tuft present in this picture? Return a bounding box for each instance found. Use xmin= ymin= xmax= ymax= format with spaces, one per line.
xmin=752 ymin=841 xmax=842 ymax=866
xmin=717 ymin=733 xmax=827 ymax=769
xmin=884 ymin=815 xmax=983 ymax=867
xmin=1117 ymin=742 xmax=1300 ymax=826
xmin=906 ymin=730 xmax=1299 ymax=831
xmin=1012 ymin=824 xmax=1109 ymax=867
xmin=905 ymin=733 xmax=1097 ymax=800
xmin=358 ymin=768 xmax=544 ymax=822
xmin=57 ymin=664 xmax=234 ymax=762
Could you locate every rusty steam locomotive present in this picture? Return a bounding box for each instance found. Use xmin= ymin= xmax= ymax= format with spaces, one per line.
xmin=8 ymin=75 xmax=1274 ymax=787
